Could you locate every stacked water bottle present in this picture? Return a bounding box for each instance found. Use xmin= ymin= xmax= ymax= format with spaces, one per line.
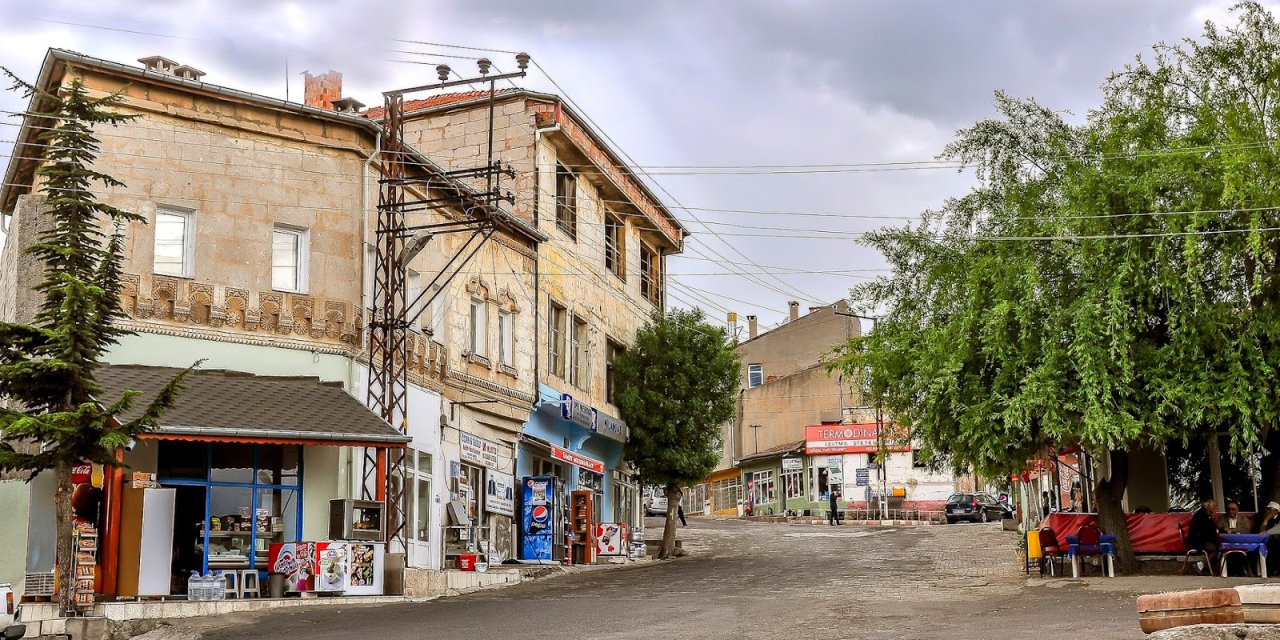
xmin=187 ymin=570 xmax=226 ymax=600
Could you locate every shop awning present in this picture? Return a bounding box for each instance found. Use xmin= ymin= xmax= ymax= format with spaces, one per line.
xmin=98 ymin=365 xmax=410 ymax=447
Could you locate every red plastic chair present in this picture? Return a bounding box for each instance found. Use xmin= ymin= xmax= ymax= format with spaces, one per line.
xmin=1075 ymin=524 xmax=1103 ymax=575
xmin=1038 ymin=526 xmax=1065 ymax=576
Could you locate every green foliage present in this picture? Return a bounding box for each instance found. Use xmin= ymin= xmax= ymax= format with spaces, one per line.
xmin=0 ymin=69 xmax=191 ymax=478
xmin=830 ymin=1 xmax=1280 ymax=479
xmin=614 ymin=308 xmax=741 ymax=488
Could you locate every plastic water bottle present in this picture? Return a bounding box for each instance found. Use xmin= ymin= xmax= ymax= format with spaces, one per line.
xmin=205 ymin=571 xmax=221 ymax=601
xmin=188 ymin=571 xmax=202 ymax=601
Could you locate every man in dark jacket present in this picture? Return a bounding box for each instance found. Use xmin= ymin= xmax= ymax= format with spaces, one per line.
xmin=828 ymin=488 xmax=841 ymax=526
xmin=1187 ymin=497 xmax=1220 ymax=573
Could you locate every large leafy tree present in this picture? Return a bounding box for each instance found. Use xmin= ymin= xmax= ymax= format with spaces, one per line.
xmin=831 ymin=2 xmax=1280 ymax=573
xmin=614 ymin=308 xmax=739 ymax=558
xmin=0 ymin=71 xmax=189 ymax=613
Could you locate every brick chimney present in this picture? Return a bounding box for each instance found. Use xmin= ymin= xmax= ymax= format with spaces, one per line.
xmin=304 ymin=70 xmax=342 ymax=110
xmin=747 ymin=315 xmax=758 ymax=339
xmin=788 ymin=301 xmax=800 ymax=322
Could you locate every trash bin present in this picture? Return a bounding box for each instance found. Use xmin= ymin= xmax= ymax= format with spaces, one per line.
xmin=268 ymin=573 xmax=285 ymax=599
xmin=457 ymin=554 xmax=477 ymax=571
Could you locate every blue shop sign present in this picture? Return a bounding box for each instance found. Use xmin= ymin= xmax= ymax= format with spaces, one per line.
xmin=561 ymin=393 xmax=596 ymax=430
xmin=593 ymin=409 xmax=627 ymax=443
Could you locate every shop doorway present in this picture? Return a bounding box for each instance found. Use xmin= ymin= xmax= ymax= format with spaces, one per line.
xmin=408 ymin=450 xmax=432 ymax=568
xmin=170 ymin=485 xmax=206 ymax=594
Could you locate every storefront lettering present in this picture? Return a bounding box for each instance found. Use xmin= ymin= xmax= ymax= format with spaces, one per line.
xmin=804 ymin=424 xmax=911 ymax=455
xmin=550 ymin=445 xmax=605 ymax=474
xmin=560 ymin=393 xmax=596 ymax=430
xmin=593 ymin=409 xmax=628 ymax=442
xmin=460 ymin=432 xmax=502 ymax=469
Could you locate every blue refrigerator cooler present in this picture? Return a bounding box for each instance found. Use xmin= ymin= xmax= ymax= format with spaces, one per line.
xmin=519 ymin=475 xmax=565 ymax=562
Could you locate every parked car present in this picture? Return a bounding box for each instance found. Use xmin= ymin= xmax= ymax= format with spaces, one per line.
xmin=944 ymin=493 xmax=1012 ymax=524
xmin=0 ymin=582 xmax=23 ymax=640
xmin=643 ymin=486 xmax=669 ymax=516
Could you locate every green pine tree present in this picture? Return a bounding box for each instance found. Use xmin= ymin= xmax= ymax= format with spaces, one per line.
xmin=0 ymin=70 xmax=192 ymax=614
xmin=614 ymin=308 xmax=740 ymax=558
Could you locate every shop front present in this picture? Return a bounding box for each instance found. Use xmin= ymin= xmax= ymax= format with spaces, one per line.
xmin=736 ymin=441 xmax=804 ymax=517
xmin=22 ymin=365 xmax=410 ymax=603
xmin=516 ymin=385 xmax=636 ymax=563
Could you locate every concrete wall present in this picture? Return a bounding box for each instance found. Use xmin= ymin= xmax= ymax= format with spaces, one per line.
xmin=739 ymin=364 xmax=843 ymax=456
xmin=736 ymin=302 xmax=860 ymax=387
xmin=0 ymin=480 xmax=31 ymax=599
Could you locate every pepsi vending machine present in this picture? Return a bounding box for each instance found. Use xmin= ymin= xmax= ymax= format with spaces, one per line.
xmin=519 ymin=475 xmax=565 ymax=562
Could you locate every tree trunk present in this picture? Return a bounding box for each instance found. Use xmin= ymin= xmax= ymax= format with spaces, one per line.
xmin=54 ymin=458 xmax=76 ymax=616
xmin=1095 ymin=449 xmax=1137 ymax=574
xmin=659 ymin=484 xmax=681 ymax=559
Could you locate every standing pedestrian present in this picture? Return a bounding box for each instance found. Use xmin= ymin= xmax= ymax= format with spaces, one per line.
xmin=677 ymin=493 xmax=688 ymax=527
xmin=828 ymin=488 xmax=841 ymax=526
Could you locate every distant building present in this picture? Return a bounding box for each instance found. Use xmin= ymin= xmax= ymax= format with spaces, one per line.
xmin=706 ymin=301 xmax=956 ymax=517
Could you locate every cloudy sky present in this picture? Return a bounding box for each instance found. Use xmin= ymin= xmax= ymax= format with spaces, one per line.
xmin=0 ymin=1 xmax=1261 ymax=330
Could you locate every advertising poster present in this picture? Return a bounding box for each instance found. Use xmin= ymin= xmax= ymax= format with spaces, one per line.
xmin=520 ymin=476 xmax=556 ymax=561
xmin=485 ymin=469 xmax=516 ymax=517
xmin=595 ymin=522 xmax=627 ymax=556
xmin=314 ymin=541 xmax=349 ymax=592
xmin=269 ymin=542 xmax=315 ymax=592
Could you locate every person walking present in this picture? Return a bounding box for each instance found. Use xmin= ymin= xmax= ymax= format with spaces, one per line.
xmin=828 ymin=488 xmax=841 ymax=526
xmin=677 ymin=493 xmax=688 ymax=527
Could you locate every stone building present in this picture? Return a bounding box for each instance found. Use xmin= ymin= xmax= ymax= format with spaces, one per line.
xmin=0 ymin=48 xmax=543 ymax=599
xmin=706 ymin=301 xmax=957 ymax=517
xmin=368 ymin=89 xmax=686 ymax=550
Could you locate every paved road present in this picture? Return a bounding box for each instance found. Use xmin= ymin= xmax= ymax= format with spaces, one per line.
xmin=193 ymin=518 xmax=1154 ymax=640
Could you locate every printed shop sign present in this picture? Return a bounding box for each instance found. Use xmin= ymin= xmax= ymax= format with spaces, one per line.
xmin=550 ymin=445 xmax=605 ymax=474
xmin=461 ymin=432 xmax=502 ymax=470
xmin=485 ymin=469 xmax=516 ymax=517
xmin=804 ymin=424 xmax=911 ymax=455
xmin=561 ymin=393 xmax=596 ymax=430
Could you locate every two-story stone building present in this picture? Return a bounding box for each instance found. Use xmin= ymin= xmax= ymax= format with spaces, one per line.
xmin=373 ymin=89 xmax=686 ymax=550
xmin=0 ymin=49 xmax=545 ymax=599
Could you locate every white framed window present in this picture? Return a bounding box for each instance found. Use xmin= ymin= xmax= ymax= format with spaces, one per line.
xmin=751 ymin=470 xmax=775 ymax=505
xmin=153 ymin=207 xmax=194 ymax=277
xmin=271 ymin=226 xmax=309 ymax=292
xmin=748 ymin=364 xmax=764 ymax=388
xmin=498 ymin=310 xmax=514 ymax=368
xmin=782 ymin=467 xmax=803 ymax=500
xmin=469 ymin=298 xmax=488 ymax=358
xmin=406 ymin=269 xmax=422 ymax=331
xmin=555 ymin=163 xmax=577 ymax=240
xmin=429 ymin=286 xmax=446 ymax=343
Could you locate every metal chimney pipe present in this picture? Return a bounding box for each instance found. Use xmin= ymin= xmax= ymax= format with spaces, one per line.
xmin=788 ymin=301 xmax=800 ymax=322
xmin=747 ymin=315 xmax=758 ymax=339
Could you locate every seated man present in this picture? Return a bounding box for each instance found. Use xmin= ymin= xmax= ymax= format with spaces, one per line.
xmin=1254 ymin=502 xmax=1280 ymax=575
xmin=1217 ymin=499 xmax=1252 ymax=534
xmin=1187 ymin=496 xmax=1221 ymax=573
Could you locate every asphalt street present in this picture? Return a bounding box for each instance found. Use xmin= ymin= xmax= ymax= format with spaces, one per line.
xmin=190 ymin=518 xmax=1158 ymax=640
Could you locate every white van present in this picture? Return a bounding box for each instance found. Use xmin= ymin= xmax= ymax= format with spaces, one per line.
xmin=642 ymin=485 xmax=669 ymax=516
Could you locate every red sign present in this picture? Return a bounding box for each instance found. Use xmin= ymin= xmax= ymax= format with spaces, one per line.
xmin=550 ymin=446 xmax=605 ymax=474
xmin=804 ymin=424 xmax=911 ymax=455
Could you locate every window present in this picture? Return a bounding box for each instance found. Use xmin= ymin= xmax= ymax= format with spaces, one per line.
xmin=710 ymin=476 xmax=742 ymax=512
xmin=748 ymin=364 xmax=764 ymax=388
xmin=428 ymin=285 xmax=445 ymax=343
xmin=406 ymin=269 xmax=422 ymax=331
xmin=782 ymin=466 xmax=803 ymax=500
xmin=469 ymin=299 xmax=488 ymax=358
xmin=640 ymin=243 xmax=663 ymax=306
xmin=750 ymin=470 xmax=776 ymax=505
xmin=569 ymin=315 xmax=589 ymax=389
xmin=411 ymin=450 xmax=432 ymax=547
xmin=555 ymin=163 xmax=577 ymax=239
xmin=153 ymin=208 xmax=193 ymax=277
xmin=604 ymin=213 xmax=625 ymax=280
xmin=534 ymin=457 xmax=564 ymax=479
xmin=809 ymin=465 xmax=831 ymax=502
xmin=271 ymin=226 xmax=308 ymax=292
xmin=549 ymin=302 xmax=567 ymax=378
xmin=606 ymin=339 xmax=624 ymax=405
xmin=498 ymin=310 xmax=514 ymax=368
xmin=912 ymin=448 xmax=928 ymax=468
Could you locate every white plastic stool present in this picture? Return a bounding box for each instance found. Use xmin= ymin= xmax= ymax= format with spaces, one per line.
xmin=239 ymin=570 xmax=261 ymax=598
xmin=222 ymin=571 xmax=239 ymax=599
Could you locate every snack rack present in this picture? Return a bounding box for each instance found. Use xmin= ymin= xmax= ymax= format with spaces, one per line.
xmin=73 ymin=526 xmax=98 ymax=609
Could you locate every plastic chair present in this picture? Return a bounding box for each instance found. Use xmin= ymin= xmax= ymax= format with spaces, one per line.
xmin=1038 ymin=527 xmax=1065 ymax=576
xmin=221 ymin=571 xmax=239 ymax=600
xmin=1178 ymin=521 xmax=1214 ymax=575
xmin=239 ymin=570 xmax=261 ymax=598
xmin=1075 ymin=524 xmax=1104 ymax=576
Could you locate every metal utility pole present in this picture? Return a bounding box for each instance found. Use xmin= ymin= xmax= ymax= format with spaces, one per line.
xmin=749 ymin=424 xmax=763 ymax=454
xmin=365 ymin=53 xmax=529 ymax=553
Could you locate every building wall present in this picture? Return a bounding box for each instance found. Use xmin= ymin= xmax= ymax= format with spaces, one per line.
xmin=0 ymin=480 xmax=31 ymax=599
xmin=736 ymin=302 xmax=860 ymax=387
xmin=739 ymin=364 xmax=844 ymax=457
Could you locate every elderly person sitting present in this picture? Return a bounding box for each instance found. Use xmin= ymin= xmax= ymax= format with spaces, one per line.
xmin=1252 ymin=501 xmax=1280 ymax=574
xmin=1218 ymin=500 xmax=1252 ymax=534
